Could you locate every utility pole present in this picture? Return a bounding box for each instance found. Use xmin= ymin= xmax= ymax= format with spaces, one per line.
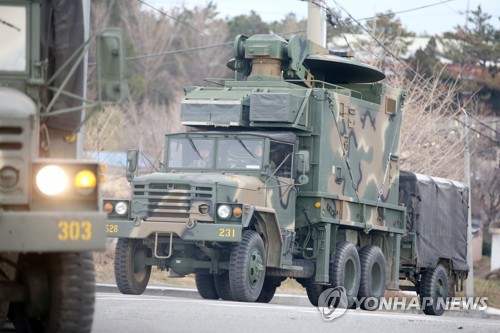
xmin=463 ymin=109 xmax=474 ymax=297
xmin=307 ymin=0 xmax=326 ymax=47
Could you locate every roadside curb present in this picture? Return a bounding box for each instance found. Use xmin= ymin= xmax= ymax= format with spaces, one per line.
xmin=96 ymin=283 xmax=500 ymax=320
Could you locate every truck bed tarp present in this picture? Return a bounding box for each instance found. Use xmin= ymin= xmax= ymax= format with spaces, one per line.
xmin=40 ymin=0 xmax=85 ymax=131
xmin=399 ymin=170 xmax=469 ymax=271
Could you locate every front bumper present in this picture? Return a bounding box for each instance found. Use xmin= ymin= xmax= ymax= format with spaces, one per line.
xmin=0 ymin=211 xmax=106 ymax=252
xmin=106 ymin=218 xmax=242 ymax=243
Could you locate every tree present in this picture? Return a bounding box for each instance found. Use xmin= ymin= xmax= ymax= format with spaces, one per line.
xmin=441 ymin=5 xmax=500 ymax=115
xmin=269 ymin=13 xmax=306 ymax=38
xmin=227 ymin=11 xmax=269 ymax=39
xmin=408 ymin=37 xmax=442 ymax=78
xmin=363 ymin=11 xmax=415 ymax=56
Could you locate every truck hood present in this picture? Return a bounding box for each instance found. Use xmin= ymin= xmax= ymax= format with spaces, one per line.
xmin=132 ymin=172 xmax=264 ymax=191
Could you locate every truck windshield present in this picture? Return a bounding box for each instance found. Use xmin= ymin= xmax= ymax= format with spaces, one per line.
xmin=0 ymin=6 xmax=26 ymax=72
xmin=166 ymin=137 xmax=264 ymax=170
xmin=216 ymin=138 xmax=264 ymax=170
xmin=167 ymin=138 xmax=214 ymax=168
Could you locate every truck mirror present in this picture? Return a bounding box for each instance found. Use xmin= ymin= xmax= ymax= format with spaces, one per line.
xmin=97 ymin=28 xmax=127 ymax=103
xmin=296 ymin=150 xmax=310 ymax=173
xmin=126 ymin=149 xmax=139 ymax=182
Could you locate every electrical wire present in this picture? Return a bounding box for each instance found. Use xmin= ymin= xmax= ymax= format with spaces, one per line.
xmin=137 ymin=0 xmax=208 ymax=35
xmin=125 ymin=42 xmax=232 ymax=61
xmin=330 ymin=0 xmax=499 ymax=145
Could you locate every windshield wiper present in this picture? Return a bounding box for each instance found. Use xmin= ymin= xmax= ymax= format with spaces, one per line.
xmin=187 ymin=137 xmax=203 ymax=160
xmin=0 ymin=18 xmax=21 ymax=32
xmin=235 ymin=136 xmax=255 ymax=158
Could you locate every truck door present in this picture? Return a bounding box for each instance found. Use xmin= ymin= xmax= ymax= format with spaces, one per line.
xmin=265 ymin=141 xmax=296 ymax=230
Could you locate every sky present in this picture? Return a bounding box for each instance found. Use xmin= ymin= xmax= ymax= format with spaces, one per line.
xmin=146 ymin=0 xmax=500 ymax=36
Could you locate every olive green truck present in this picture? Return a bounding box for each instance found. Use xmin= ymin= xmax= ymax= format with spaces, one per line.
xmin=105 ymin=34 xmax=469 ymax=316
xmin=1 ymin=0 xmax=124 ymax=331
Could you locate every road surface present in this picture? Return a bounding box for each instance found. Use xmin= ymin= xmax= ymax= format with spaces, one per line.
xmin=93 ymin=292 xmax=500 ymax=333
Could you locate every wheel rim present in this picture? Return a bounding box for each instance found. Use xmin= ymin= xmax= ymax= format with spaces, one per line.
xmin=248 ymin=249 xmax=264 ymax=288
xmin=344 ymin=257 xmax=356 ymax=295
xmin=371 ymin=262 xmax=383 ymax=296
xmin=436 ymin=277 xmax=444 ymax=298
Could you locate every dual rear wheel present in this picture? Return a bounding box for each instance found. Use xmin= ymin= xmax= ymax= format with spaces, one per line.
xmin=306 ymin=241 xmax=386 ymax=310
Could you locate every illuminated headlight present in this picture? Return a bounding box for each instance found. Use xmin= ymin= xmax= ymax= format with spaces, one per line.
xmin=115 ymin=201 xmax=129 ymax=215
xmin=75 ymin=170 xmax=97 ymax=195
xmin=217 ymin=204 xmax=231 ymax=219
xmin=35 ymin=165 xmax=68 ymax=196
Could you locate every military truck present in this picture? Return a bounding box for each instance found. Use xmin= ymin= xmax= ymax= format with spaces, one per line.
xmin=0 ymin=0 xmax=124 ymax=331
xmin=105 ymin=34 xmax=468 ymax=315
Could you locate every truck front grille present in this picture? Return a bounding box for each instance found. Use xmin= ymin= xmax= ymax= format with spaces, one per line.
xmin=133 ymin=183 xmax=212 ymax=222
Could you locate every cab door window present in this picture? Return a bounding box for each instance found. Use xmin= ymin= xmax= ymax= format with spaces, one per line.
xmin=269 ymin=141 xmax=293 ymax=177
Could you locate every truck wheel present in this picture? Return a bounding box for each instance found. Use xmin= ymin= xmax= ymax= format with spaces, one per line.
xmin=297 ymin=278 xmax=325 ymax=307
xmin=229 ymin=230 xmax=266 ymax=302
xmin=358 ymin=245 xmax=386 ymax=311
xmin=195 ymin=273 xmax=219 ymax=300
xmin=214 ymin=271 xmax=234 ymax=301
xmin=0 ymin=302 xmax=8 ymax=328
xmin=419 ymin=264 xmax=449 ymax=316
xmin=0 ymin=254 xmax=15 ymax=329
xmin=256 ymin=277 xmax=283 ymax=303
xmin=10 ymin=252 xmax=95 ymax=333
xmin=329 ymin=241 xmax=361 ymax=308
xmin=114 ymin=238 xmax=152 ymax=295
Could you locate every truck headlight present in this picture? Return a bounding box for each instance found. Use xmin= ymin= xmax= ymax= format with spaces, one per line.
xmin=103 ymin=199 xmax=131 ymax=218
xmin=115 ymin=201 xmax=128 ymax=215
xmin=35 ymin=165 xmax=68 ymax=196
xmin=217 ymin=204 xmax=231 ymax=219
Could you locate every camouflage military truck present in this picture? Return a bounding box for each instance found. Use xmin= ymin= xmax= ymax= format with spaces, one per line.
xmin=106 ymin=34 xmax=468 ymax=315
xmin=0 ymin=1 xmax=125 ymax=331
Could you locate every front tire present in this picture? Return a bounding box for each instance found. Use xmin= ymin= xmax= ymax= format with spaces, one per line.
xmin=10 ymin=252 xmax=95 ymax=333
xmin=419 ymin=264 xmax=449 ymax=316
xmin=329 ymin=241 xmax=361 ymax=308
xmin=114 ymin=238 xmax=152 ymax=295
xmin=358 ymin=245 xmax=386 ymax=311
xmin=229 ymin=230 xmax=266 ymax=302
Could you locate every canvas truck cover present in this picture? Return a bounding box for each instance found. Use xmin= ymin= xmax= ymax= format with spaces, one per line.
xmin=399 ymin=170 xmax=469 ymax=271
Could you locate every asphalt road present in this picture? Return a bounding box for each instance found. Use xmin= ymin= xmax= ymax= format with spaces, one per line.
xmin=93 ymin=292 xmax=500 ymax=333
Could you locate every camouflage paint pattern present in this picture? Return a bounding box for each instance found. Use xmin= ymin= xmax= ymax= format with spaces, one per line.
xmin=109 ymin=34 xmax=406 ymax=287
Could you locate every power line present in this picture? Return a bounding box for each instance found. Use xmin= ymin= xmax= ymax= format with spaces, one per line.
xmin=330 ymin=0 xmax=499 ymax=145
xmin=137 ymin=0 xmax=207 ymax=36
xmin=126 ymin=42 xmax=232 ymax=61
xmin=355 ymin=0 xmax=456 ymax=22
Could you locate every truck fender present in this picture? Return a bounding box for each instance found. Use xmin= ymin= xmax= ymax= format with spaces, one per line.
xmin=243 ymin=206 xmax=283 ymax=268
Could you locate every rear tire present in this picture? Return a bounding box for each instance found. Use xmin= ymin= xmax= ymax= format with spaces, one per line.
xmin=256 ymin=277 xmax=283 ymax=303
xmin=419 ymin=264 xmax=449 ymax=316
xmin=358 ymin=245 xmax=386 ymax=311
xmin=195 ymin=273 xmax=219 ymax=300
xmin=114 ymin=238 xmax=152 ymax=295
xmin=214 ymin=271 xmax=234 ymax=301
xmin=329 ymin=241 xmax=361 ymax=308
xmin=229 ymin=230 xmax=266 ymax=302
xmin=297 ymin=278 xmax=325 ymax=307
